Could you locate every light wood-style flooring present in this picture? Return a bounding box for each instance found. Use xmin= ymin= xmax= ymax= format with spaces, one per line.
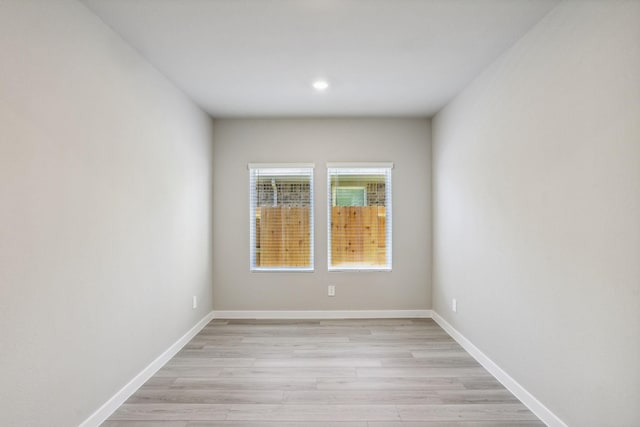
xmin=102 ymin=318 xmax=544 ymax=427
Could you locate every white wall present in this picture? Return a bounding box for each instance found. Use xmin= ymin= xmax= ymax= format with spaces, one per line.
xmin=212 ymin=118 xmax=431 ymax=311
xmin=0 ymin=1 xmax=214 ymax=425
xmin=432 ymin=1 xmax=640 ymax=426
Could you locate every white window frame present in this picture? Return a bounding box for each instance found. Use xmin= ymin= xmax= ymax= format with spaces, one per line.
xmin=249 ymin=163 xmax=314 ymax=272
xmin=327 ymin=162 xmax=393 ymax=272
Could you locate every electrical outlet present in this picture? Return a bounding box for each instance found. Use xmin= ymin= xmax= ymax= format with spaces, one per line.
xmin=452 ymin=298 xmax=457 ymax=313
xmin=192 ymin=296 xmax=197 ymax=309
xmin=328 ymin=285 xmax=336 ymax=297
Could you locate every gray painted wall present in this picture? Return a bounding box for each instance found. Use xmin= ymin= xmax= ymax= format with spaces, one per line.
xmin=432 ymin=2 xmax=640 ymax=426
xmin=0 ymin=1 xmax=214 ymax=425
xmin=212 ymin=118 xmax=431 ymax=311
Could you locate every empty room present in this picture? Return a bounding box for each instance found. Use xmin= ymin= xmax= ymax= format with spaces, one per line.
xmin=1 ymin=1 xmax=638 ymax=426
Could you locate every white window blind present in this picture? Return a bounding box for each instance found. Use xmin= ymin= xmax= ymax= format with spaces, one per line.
xmin=249 ymin=164 xmax=314 ymax=271
xmin=327 ymin=163 xmax=392 ymax=271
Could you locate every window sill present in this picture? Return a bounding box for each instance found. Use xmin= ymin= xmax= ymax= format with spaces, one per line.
xmin=251 ymin=267 xmax=315 ymax=273
xmin=328 ymin=267 xmax=392 ymax=272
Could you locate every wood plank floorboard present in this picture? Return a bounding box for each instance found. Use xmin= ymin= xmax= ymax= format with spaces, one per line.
xmin=103 ymin=318 xmax=544 ymax=426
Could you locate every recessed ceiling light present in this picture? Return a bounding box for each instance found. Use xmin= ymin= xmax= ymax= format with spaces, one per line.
xmin=312 ymin=80 xmax=329 ymax=91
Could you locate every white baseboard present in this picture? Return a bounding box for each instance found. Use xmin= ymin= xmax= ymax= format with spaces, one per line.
xmin=81 ymin=309 xmax=563 ymax=426
xmin=79 ymin=311 xmax=215 ymax=427
xmin=212 ymin=309 xmax=432 ymax=319
xmin=431 ymin=311 xmax=567 ymax=427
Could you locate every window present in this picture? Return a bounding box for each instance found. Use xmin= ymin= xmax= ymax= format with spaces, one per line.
xmin=327 ymin=163 xmax=392 ymax=271
xmin=333 ymin=187 xmax=366 ymax=206
xmin=249 ymin=164 xmax=314 ymax=271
